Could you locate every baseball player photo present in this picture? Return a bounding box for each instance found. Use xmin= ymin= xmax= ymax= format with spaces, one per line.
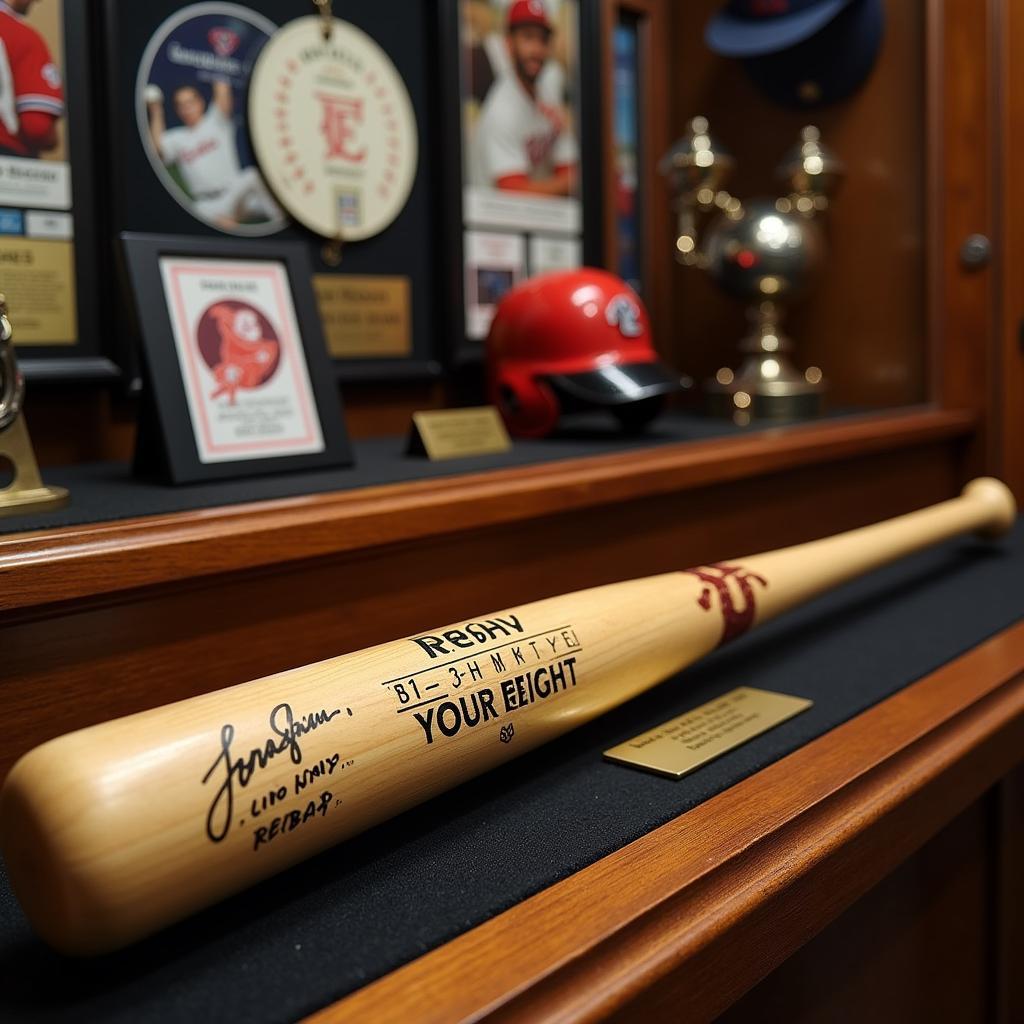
xmin=463 ymin=0 xmax=581 ymax=214
xmin=0 ymin=0 xmax=65 ymax=160
xmin=468 ymin=0 xmax=579 ymax=197
xmin=137 ymin=6 xmax=285 ymax=237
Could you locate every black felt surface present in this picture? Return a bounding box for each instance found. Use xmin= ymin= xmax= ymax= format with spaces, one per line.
xmin=1 ymin=522 xmax=1021 ymax=1023
xmin=0 ymin=412 xmax=764 ymax=534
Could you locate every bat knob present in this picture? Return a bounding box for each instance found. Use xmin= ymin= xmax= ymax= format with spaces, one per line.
xmin=962 ymin=477 xmax=1017 ymax=538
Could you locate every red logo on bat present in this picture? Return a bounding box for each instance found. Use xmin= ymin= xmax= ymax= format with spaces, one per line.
xmin=685 ymin=563 xmax=768 ymax=646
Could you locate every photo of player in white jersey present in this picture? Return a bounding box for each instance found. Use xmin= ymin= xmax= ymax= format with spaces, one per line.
xmin=145 ymin=79 xmax=281 ymax=231
xmin=472 ymin=0 xmax=578 ymax=196
xmin=136 ymin=4 xmax=285 ymax=237
xmin=460 ymin=0 xmax=582 ymax=237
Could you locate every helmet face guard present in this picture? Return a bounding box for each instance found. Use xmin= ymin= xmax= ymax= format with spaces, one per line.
xmin=486 ymin=268 xmax=680 ymax=438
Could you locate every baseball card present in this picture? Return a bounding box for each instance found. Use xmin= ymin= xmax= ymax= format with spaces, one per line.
xmin=464 ymin=229 xmax=525 ymax=340
xmin=0 ymin=0 xmax=77 ymax=345
xmin=460 ymin=0 xmax=582 ymax=236
xmin=159 ymin=256 xmax=325 ymax=463
xmin=137 ymin=3 xmax=285 ymax=237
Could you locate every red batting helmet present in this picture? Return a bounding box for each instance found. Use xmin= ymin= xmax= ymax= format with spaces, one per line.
xmin=486 ymin=268 xmax=681 ymax=438
xmin=508 ymin=0 xmax=553 ymax=33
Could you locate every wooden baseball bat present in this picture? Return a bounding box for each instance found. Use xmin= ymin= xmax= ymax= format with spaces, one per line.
xmin=1 ymin=478 xmax=1016 ymax=955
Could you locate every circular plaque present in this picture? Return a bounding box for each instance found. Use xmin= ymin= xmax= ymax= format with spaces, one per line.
xmin=249 ymin=16 xmax=418 ymax=241
xmin=136 ymin=3 xmax=286 ymax=237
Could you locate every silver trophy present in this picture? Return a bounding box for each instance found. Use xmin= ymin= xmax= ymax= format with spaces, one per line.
xmin=660 ymin=119 xmax=843 ymax=422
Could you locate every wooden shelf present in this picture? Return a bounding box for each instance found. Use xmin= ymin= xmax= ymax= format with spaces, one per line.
xmin=0 ymin=407 xmax=974 ymax=613
xmin=309 ymin=620 xmax=1024 ymax=1023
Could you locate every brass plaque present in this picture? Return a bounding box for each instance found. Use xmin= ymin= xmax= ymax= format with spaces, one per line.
xmin=2 ymin=238 xmax=77 ymax=346
xmin=604 ymin=687 xmax=812 ymax=779
xmin=314 ymin=274 xmax=411 ymax=359
xmin=410 ymin=407 xmax=511 ymax=461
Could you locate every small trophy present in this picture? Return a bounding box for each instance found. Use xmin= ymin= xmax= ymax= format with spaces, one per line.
xmin=0 ymin=296 xmax=69 ymax=516
xmin=660 ymin=119 xmax=843 ymax=422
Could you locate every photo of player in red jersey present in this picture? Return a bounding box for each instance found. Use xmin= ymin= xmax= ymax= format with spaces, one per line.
xmin=0 ymin=0 xmax=65 ymax=159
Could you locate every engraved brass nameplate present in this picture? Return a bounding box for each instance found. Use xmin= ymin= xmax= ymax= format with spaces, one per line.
xmin=314 ymin=274 xmax=411 ymax=359
xmin=408 ymin=407 xmax=511 ymax=461
xmin=603 ymin=687 xmax=812 ymax=779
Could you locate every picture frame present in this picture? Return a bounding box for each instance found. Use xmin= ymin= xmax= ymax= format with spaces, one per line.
xmin=101 ymin=0 xmax=444 ymax=384
xmin=438 ymin=0 xmax=605 ymax=365
xmin=121 ymin=233 xmax=353 ymax=484
xmin=2 ymin=1 xmax=114 ymax=383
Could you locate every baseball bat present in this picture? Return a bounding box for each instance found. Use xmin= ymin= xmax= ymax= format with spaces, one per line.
xmin=1 ymin=478 xmax=1016 ymax=955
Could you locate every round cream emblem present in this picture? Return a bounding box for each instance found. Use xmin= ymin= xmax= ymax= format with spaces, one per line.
xmin=249 ymin=17 xmax=418 ymax=241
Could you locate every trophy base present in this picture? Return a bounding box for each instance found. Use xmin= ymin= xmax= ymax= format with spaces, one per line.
xmin=705 ymin=302 xmax=826 ymax=425
xmin=0 ymin=484 xmax=69 ymax=517
xmin=0 ymin=415 xmax=70 ymax=518
xmin=705 ymin=385 xmax=825 ymax=423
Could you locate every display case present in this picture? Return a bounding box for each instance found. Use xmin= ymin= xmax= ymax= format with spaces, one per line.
xmin=1 ymin=0 xmax=1022 ymax=1020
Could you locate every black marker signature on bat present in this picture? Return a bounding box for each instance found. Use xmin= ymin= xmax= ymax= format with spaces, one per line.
xmin=202 ymin=703 xmax=342 ymax=843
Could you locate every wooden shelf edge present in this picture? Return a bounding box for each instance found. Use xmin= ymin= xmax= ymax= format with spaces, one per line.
xmin=308 ymin=619 xmax=1024 ymax=1024
xmin=0 ymin=407 xmax=974 ymax=612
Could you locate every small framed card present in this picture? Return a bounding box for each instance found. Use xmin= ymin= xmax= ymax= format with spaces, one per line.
xmin=122 ymin=233 xmax=352 ymax=483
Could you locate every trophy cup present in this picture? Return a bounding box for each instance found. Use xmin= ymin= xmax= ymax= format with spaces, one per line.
xmin=0 ymin=296 xmax=69 ymax=516
xmin=660 ymin=119 xmax=843 ymax=422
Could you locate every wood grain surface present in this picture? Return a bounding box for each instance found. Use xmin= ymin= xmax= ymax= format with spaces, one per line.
xmin=0 ymin=408 xmax=974 ymax=614
xmin=5 ymin=483 xmax=1009 ymax=954
xmin=308 ymin=620 xmax=1024 ymax=1024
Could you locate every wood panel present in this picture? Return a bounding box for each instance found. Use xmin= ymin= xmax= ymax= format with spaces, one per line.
xmin=996 ymin=0 xmax=1024 ymax=499
xmin=307 ymin=621 xmax=1024 ymax=1023
xmin=0 ymin=408 xmax=973 ymax=614
xmin=932 ymin=0 xmax=997 ymax=476
xmin=996 ymin=765 xmax=1024 ymax=1023
xmin=718 ymin=799 xmax=992 ymax=1023
xmin=666 ymin=0 xmax=929 ymax=409
xmin=0 ymin=434 xmax=964 ymax=782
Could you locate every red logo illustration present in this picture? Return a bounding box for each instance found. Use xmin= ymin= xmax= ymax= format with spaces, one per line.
xmin=208 ymin=27 xmax=241 ymax=57
xmin=684 ymin=563 xmax=769 ymax=646
xmin=317 ymin=93 xmax=367 ymax=163
xmin=197 ymin=301 xmax=281 ymax=405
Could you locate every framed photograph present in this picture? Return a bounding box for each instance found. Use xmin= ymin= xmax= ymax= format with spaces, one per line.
xmin=0 ymin=1 xmax=112 ymax=382
xmin=102 ymin=0 xmax=444 ymax=383
xmin=122 ymin=233 xmax=352 ymax=484
xmin=440 ymin=0 xmax=604 ymax=358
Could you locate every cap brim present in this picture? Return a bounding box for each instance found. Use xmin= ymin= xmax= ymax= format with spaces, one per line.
xmin=705 ymin=0 xmax=851 ymax=57
xmin=545 ymin=362 xmax=681 ymax=406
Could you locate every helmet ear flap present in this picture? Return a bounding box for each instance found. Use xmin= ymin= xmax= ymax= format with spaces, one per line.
xmin=494 ymin=371 xmax=560 ymax=438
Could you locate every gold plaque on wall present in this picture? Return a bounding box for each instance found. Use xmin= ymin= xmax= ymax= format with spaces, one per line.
xmin=314 ymin=274 xmax=411 ymax=358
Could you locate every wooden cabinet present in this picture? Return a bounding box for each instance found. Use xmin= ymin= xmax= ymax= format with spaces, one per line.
xmin=1 ymin=0 xmax=1022 ymax=1019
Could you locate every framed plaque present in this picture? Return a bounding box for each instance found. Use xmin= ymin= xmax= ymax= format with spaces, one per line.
xmin=122 ymin=233 xmax=352 ymax=483
xmin=0 ymin=1 xmax=111 ymax=382
xmin=439 ymin=0 xmax=604 ymax=361
xmin=101 ymin=0 xmax=443 ymax=382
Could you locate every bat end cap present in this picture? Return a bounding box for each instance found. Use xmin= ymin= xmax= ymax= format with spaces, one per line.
xmin=962 ymin=477 xmax=1017 ymax=538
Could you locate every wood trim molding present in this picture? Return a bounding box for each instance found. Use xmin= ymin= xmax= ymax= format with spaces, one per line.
xmin=0 ymin=408 xmax=973 ymax=612
xmin=309 ymin=620 xmax=1024 ymax=1023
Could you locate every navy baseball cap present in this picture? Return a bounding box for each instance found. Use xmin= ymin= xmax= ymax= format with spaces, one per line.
xmin=738 ymin=0 xmax=884 ymax=107
xmin=706 ymin=0 xmax=854 ymax=57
